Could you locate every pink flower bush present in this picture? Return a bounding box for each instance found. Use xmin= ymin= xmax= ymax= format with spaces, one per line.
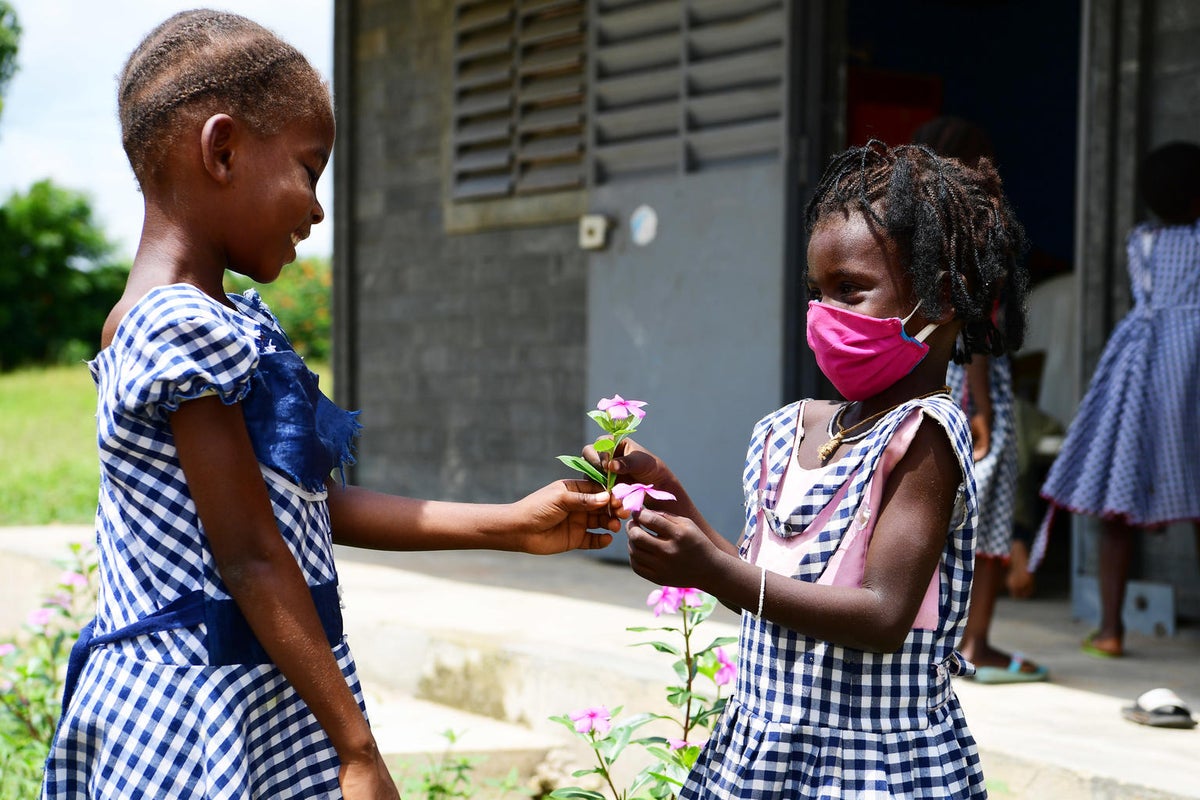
xmin=569 ymin=705 xmax=612 ymax=736
xmin=647 ymin=586 xmax=704 ymax=617
xmin=612 ymin=482 xmax=676 ymax=513
xmin=714 ymin=647 xmax=737 ymax=686
xmin=0 ymin=643 xmax=15 ymax=657
xmin=597 ymin=394 xmax=647 ymax=421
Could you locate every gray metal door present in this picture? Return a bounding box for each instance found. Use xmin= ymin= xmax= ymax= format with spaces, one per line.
xmin=583 ymin=0 xmax=824 ymax=555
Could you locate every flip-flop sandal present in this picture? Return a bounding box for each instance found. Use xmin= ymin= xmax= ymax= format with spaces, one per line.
xmin=1081 ymin=631 xmax=1123 ymax=659
xmin=1121 ymin=688 xmax=1197 ymax=729
xmin=972 ymin=652 xmax=1050 ymax=684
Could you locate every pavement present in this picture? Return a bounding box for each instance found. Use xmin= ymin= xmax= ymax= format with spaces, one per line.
xmin=3 ymin=525 xmax=1198 ymax=799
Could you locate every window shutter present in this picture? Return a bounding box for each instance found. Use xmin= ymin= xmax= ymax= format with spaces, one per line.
xmin=589 ymin=0 xmax=787 ymax=184
xmin=451 ymin=0 xmax=587 ymax=202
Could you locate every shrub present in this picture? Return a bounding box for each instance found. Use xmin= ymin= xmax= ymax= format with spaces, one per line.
xmin=225 ymin=256 xmax=332 ymax=360
xmin=0 ymin=543 xmax=97 ymax=798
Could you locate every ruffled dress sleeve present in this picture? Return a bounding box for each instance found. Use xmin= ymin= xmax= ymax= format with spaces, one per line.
xmin=112 ymin=285 xmax=259 ymax=423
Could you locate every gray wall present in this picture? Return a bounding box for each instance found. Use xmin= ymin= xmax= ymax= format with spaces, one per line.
xmin=333 ymin=0 xmax=589 ymax=502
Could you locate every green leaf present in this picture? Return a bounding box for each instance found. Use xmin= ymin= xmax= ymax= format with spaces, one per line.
xmin=593 ymin=438 xmax=616 ymax=454
xmin=549 ymin=789 xmax=607 ymax=800
xmin=556 ymin=455 xmax=608 ymax=486
xmin=630 ymin=640 xmax=681 ymax=656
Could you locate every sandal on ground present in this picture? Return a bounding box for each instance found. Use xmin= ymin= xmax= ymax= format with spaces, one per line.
xmin=1082 ymin=631 xmax=1123 ymax=659
xmin=972 ymin=652 xmax=1049 ymax=684
xmin=1121 ymin=688 xmax=1197 ymax=729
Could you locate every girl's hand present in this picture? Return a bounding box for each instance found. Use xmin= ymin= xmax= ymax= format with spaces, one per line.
xmin=585 ymin=437 xmax=683 ymax=495
xmin=626 ymin=507 xmax=723 ymax=589
xmin=339 ymin=747 xmax=401 ymax=799
xmin=511 ymin=479 xmax=617 ymax=555
xmin=968 ymin=412 xmax=991 ymax=461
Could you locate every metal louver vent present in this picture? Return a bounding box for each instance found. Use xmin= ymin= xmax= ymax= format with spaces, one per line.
xmin=589 ymin=0 xmax=787 ymax=184
xmin=451 ymin=0 xmax=587 ymax=202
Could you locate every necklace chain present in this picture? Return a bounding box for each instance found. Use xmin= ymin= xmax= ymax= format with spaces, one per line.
xmin=818 ymin=386 xmax=951 ymax=464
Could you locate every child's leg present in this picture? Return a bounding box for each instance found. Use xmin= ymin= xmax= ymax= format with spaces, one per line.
xmin=1093 ymin=518 xmax=1135 ymax=655
xmin=959 ymin=554 xmax=1004 ymax=664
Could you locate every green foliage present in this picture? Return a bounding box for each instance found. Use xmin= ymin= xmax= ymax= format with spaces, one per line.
xmin=0 ymin=543 xmax=98 ymax=799
xmin=225 ymin=256 xmax=333 ymax=360
xmin=549 ymin=592 xmax=734 ymax=800
xmin=397 ymin=729 xmax=528 ymax=800
xmin=0 ymin=1 xmax=19 ymax=118
xmin=0 ymin=180 xmax=129 ymax=371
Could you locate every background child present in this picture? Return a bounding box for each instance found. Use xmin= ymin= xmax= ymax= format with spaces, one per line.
xmin=42 ymin=11 xmax=615 ymax=800
xmin=1040 ymin=141 xmax=1200 ymax=658
xmin=597 ymin=141 xmax=1029 ymax=798
xmin=912 ymin=116 xmax=1046 ymax=683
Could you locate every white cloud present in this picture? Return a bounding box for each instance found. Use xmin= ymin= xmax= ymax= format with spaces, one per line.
xmin=0 ymin=1 xmax=335 ymax=260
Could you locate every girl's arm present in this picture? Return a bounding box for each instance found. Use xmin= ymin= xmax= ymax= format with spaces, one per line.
xmin=170 ymin=396 xmax=394 ymax=789
xmin=325 ymin=479 xmax=617 ymax=553
xmin=627 ymin=419 xmax=960 ymax=652
xmin=965 ymin=356 xmax=993 ymax=461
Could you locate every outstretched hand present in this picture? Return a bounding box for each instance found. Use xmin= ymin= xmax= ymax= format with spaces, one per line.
xmin=512 ymin=479 xmax=618 ymax=555
xmin=626 ymin=507 xmax=723 ymax=589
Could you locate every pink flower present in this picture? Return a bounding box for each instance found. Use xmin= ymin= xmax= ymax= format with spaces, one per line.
xmin=597 ymin=395 xmax=647 ymax=421
xmin=26 ymin=608 xmax=54 ymax=628
xmin=568 ymin=705 xmax=612 ymax=736
xmin=667 ymin=738 xmax=690 ymax=751
xmin=714 ymin=647 xmax=737 ymax=686
xmin=0 ymin=643 xmax=15 ymax=657
xmin=646 ymin=586 xmax=703 ymax=617
xmin=59 ymin=571 xmax=89 ymax=589
xmin=612 ymin=482 xmax=676 ymax=513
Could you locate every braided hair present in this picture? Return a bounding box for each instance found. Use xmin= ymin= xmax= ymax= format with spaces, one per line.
xmin=118 ymin=9 xmax=330 ymax=187
xmin=805 ymin=140 xmax=1029 ymax=363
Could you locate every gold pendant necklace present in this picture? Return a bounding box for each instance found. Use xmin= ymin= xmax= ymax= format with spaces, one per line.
xmin=817 ymin=386 xmax=951 ymax=464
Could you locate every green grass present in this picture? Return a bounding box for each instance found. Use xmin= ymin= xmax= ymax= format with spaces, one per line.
xmin=0 ymin=362 xmax=330 ymax=525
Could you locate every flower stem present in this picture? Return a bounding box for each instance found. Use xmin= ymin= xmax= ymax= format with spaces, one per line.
xmin=681 ymin=608 xmax=694 ymax=737
xmin=590 ymin=739 xmax=623 ymax=800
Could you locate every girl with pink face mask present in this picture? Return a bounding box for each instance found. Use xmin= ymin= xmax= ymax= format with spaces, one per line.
xmin=592 ymin=140 xmax=1029 ymax=799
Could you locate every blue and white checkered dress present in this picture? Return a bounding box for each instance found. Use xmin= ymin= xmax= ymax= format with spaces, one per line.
xmin=680 ymin=395 xmax=986 ymax=799
xmin=43 ymin=285 xmax=365 ymax=799
xmin=947 ymin=356 xmax=1017 ymax=557
xmin=1041 ymin=221 xmax=1200 ymax=534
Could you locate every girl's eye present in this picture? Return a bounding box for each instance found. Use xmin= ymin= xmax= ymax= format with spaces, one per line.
xmin=806 ymin=285 xmax=822 ymax=301
xmin=304 ymin=165 xmax=319 ymax=187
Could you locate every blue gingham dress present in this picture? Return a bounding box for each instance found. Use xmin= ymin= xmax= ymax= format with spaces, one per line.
xmin=680 ymin=395 xmax=985 ymax=799
xmin=1041 ymin=221 xmax=1200 ymax=534
xmin=947 ymin=356 xmax=1017 ymax=557
xmin=43 ymin=285 xmax=365 ymax=799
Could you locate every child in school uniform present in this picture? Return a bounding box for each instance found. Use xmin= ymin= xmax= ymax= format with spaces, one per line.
xmin=42 ymin=11 xmax=615 ymax=799
xmin=596 ymin=141 xmax=1029 ymax=798
xmin=1040 ymin=141 xmax=1200 ymax=659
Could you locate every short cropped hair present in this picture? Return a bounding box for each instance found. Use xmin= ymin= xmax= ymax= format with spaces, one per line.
xmin=118 ymin=9 xmax=330 ymax=186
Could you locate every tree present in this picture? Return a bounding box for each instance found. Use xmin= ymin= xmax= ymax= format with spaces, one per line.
xmin=0 ymin=2 xmax=18 ymax=119
xmin=0 ymin=180 xmax=128 ymax=370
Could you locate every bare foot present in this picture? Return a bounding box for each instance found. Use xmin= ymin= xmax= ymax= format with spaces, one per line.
xmin=960 ymin=644 xmax=1044 ymax=674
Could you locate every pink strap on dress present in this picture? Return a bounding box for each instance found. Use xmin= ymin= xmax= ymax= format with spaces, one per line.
xmin=752 ymin=404 xmax=941 ymax=630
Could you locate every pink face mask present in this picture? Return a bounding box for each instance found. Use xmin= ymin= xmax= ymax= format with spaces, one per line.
xmin=806 ymin=300 xmax=940 ymax=400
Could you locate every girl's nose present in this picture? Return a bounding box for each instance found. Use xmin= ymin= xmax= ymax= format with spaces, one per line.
xmin=311 ymin=198 xmax=325 ymax=225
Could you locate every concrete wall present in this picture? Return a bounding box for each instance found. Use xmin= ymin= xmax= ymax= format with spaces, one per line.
xmin=334 ymin=0 xmax=589 ymax=503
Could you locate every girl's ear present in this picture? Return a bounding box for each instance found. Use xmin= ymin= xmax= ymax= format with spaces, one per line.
xmin=200 ymin=114 xmax=237 ymax=184
xmin=933 ymin=271 xmax=957 ymax=323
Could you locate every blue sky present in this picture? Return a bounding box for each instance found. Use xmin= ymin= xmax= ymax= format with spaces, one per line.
xmin=0 ymin=1 xmax=335 ymax=260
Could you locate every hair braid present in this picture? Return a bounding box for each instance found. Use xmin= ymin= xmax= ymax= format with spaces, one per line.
xmin=805 ymin=140 xmax=1029 ymax=362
